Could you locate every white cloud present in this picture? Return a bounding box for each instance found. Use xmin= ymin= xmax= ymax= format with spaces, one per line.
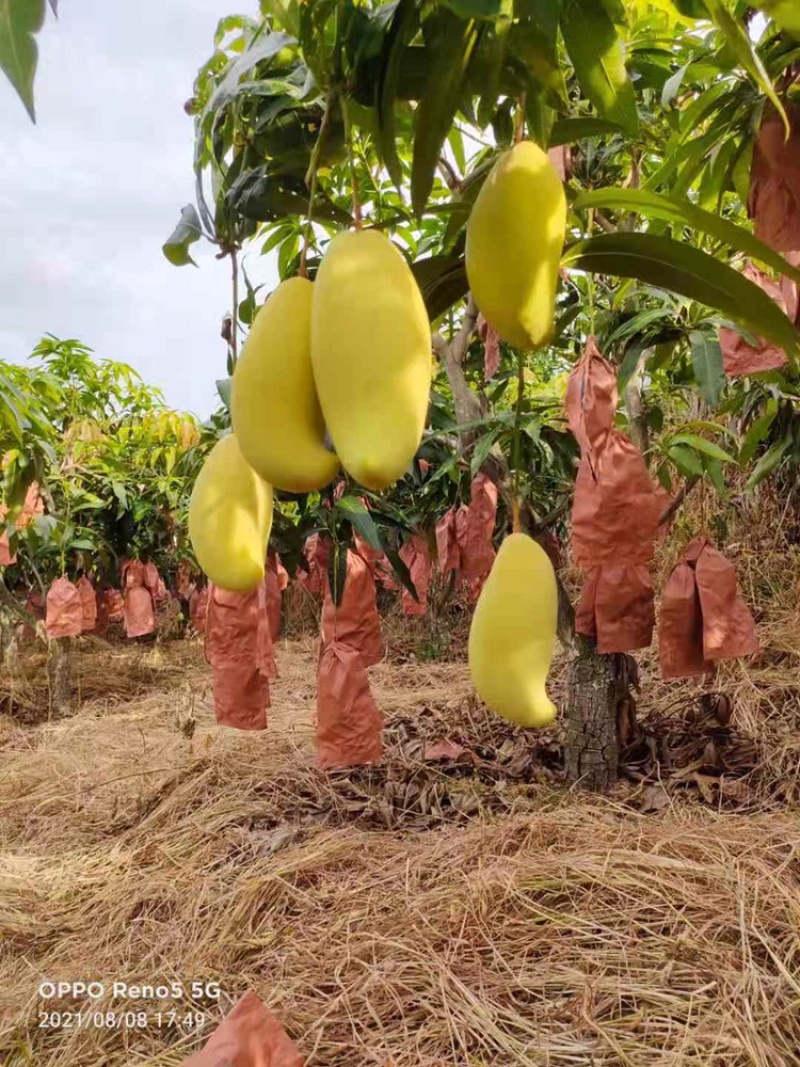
xmin=0 ymin=0 xmax=279 ymax=419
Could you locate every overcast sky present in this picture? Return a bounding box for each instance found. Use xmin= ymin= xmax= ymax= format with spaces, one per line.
xmin=0 ymin=0 xmax=278 ymax=419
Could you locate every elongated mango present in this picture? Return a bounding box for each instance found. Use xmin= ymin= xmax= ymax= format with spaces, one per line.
xmin=188 ymin=434 xmax=273 ymax=592
xmin=468 ymin=532 xmax=558 ymax=728
xmin=311 ymin=229 xmax=432 ymax=491
xmin=465 ymin=141 xmax=567 ymax=351
xmin=231 ymin=277 xmax=339 ymax=493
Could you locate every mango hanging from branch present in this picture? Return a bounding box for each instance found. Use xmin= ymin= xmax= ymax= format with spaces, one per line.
xmin=188 ymin=434 xmax=273 ymax=593
xmin=468 ymin=532 xmax=559 ymax=729
xmin=232 ymin=276 xmax=339 ymax=493
xmin=311 ymin=229 xmax=432 ymax=491
xmin=466 ymin=141 xmax=567 ymax=351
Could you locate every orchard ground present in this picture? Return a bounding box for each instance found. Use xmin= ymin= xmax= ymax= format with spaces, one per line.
xmin=1 ymin=527 xmax=800 ymax=1067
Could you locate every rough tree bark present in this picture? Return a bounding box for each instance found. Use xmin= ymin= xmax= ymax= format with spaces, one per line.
xmin=563 ymin=640 xmax=625 ymax=792
xmin=48 ymin=636 xmax=73 ymax=717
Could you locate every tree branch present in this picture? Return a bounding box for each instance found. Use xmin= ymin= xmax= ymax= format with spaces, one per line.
xmin=659 ymin=475 xmax=700 ymax=528
xmin=451 ymin=294 xmax=478 ymax=366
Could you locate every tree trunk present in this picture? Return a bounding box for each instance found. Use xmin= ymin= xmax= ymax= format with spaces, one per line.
xmin=48 ymin=636 xmax=73 ymax=717
xmin=625 ymin=364 xmax=649 ymax=455
xmin=563 ymin=638 xmax=623 ymax=792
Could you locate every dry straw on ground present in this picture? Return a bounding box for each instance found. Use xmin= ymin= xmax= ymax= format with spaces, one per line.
xmin=1 ymin=627 xmax=799 ymax=1066
xmin=1 ymin=489 xmax=799 ymax=1064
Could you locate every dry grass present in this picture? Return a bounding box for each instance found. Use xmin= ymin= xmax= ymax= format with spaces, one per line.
xmin=0 ymin=624 xmax=799 ymax=1066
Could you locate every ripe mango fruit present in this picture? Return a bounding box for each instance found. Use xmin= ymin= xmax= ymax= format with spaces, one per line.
xmin=468 ymin=532 xmax=558 ymax=728
xmin=232 ymin=277 xmax=339 ymax=493
xmin=188 ymin=434 xmax=273 ymax=592
xmin=311 ymin=229 xmax=432 ymax=490
xmin=465 ymin=140 xmax=567 ymax=351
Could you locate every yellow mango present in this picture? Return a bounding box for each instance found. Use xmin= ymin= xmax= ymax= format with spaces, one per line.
xmin=311 ymin=228 xmax=432 ymax=490
xmin=188 ymin=434 xmax=273 ymax=592
xmin=468 ymin=532 xmax=558 ymax=728
xmin=231 ymin=277 xmax=339 ymax=493
xmin=465 ymin=140 xmax=567 ymax=351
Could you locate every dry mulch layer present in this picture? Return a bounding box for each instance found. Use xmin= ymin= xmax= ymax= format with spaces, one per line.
xmin=0 ymin=636 xmax=799 ymax=1066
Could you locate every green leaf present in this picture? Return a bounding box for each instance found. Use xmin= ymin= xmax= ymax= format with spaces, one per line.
xmin=745 ymin=437 xmax=791 ymax=490
xmin=259 ymin=0 xmax=300 ymax=37
xmin=670 ymin=433 xmax=736 ymax=464
xmin=689 ymin=333 xmax=726 ymax=408
xmin=549 ymin=116 xmax=624 ymax=145
xmin=471 ymin=428 xmax=500 ymax=474
xmin=411 ymin=254 xmax=468 ymax=321
xmin=206 ymin=32 xmax=296 ymax=114
xmin=162 ymin=205 xmax=203 ymax=267
xmin=376 ymin=0 xmax=418 ymax=188
xmin=69 ymin=538 xmax=95 ymax=551
xmin=668 ymin=443 xmax=703 ymax=477
xmin=703 ymin=0 xmax=789 ymax=135
xmin=508 ymin=20 xmax=566 ymax=102
xmin=335 ymin=496 xmax=383 ymax=552
xmin=572 ymin=188 xmax=800 ymax=286
xmin=560 ymin=0 xmax=638 ymax=133
xmin=441 ymin=0 xmax=506 ymax=16
xmin=753 ymin=0 xmax=800 ymax=38
xmin=386 ymin=546 xmax=419 ymax=601
xmin=562 ymin=233 xmax=800 ymax=359
xmin=216 ymin=378 xmax=232 ymax=412
xmin=327 ymin=541 xmax=350 ymax=609
xmin=703 ymin=457 xmax=728 ymax=499
xmin=739 ymin=399 xmax=778 ymax=466
xmin=660 ymin=61 xmax=690 ymax=108
xmin=0 ymin=0 xmax=45 ymax=121
xmin=411 ymin=15 xmax=480 ymax=217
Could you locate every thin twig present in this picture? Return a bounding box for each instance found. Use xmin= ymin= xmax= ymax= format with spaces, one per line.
xmin=659 ymin=475 xmax=700 ymax=527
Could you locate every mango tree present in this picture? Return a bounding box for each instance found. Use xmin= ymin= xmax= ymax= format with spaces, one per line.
xmin=166 ymin=0 xmax=800 ymax=790
xmin=0 ymin=338 xmax=206 ymax=713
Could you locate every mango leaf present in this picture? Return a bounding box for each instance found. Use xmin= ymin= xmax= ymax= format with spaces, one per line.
xmin=471 ymin=427 xmax=501 ymax=474
xmin=660 ymin=61 xmax=690 ymax=108
xmin=668 ymin=443 xmax=703 ymax=477
xmin=669 ymin=433 xmax=736 ymax=464
xmin=562 ymin=233 xmax=800 ymax=359
xmin=376 ymin=0 xmax=418 ymax=187
xmin=549 ymin=116 xmax=624 ymax=145
xmin=216 ymin=378 xmax=232 ymax=412
xmin=260 ymin=0 xmax=300 ymax=37
xmin=703 ymin=0 xmax=789 ymax=135
xmin=745 ymin=437 xmax=791 ymax=490
xmin=560 ymin=0 xmax=638 ymax=133
xmin=441 ymin=0 xmax=507 ymax=16
xmin=0 ymin=0 xmax=45 ymax=121
xmin=327 ymin=541 xmax=350 ymax=608
xmin=335 ymin=495 xmax=383 ymax=552
xmin=411 ymin=254 xmax=468 ymax=321
xmin=753 ymin=0 xmax=800 ymax=38
xmin=385 ymin=547 xmax=419 ymax=601
xmin=206 ymin=32 xmax=296 ymax=115
xmin=703 ymin=457 xmax=728 ymax=499
xmin=572 ymin=188 xmax=800 ymax=286
xmin=739 ymin=399 xmax=778 ymax=466
xmin=689 ymin=333 xmax=726 ymax=408
xmin=162 ymin=205 xmax=203 ymax=267
xmin=411 ymin=15 xmax=480 ymax=217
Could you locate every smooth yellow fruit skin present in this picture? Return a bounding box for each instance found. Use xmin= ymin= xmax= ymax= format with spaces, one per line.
xmin=311 ymin=229 xmax=432 ymax=491
xmin=468 ymin=532 xmax=558 ymax=728
xmin=465 ymin=141 xmax=567 ymax=351
xmin=188 ymin=434 xmax=273 ymax=592
xmin=231 ymin=277 xmax=339 ymax=494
